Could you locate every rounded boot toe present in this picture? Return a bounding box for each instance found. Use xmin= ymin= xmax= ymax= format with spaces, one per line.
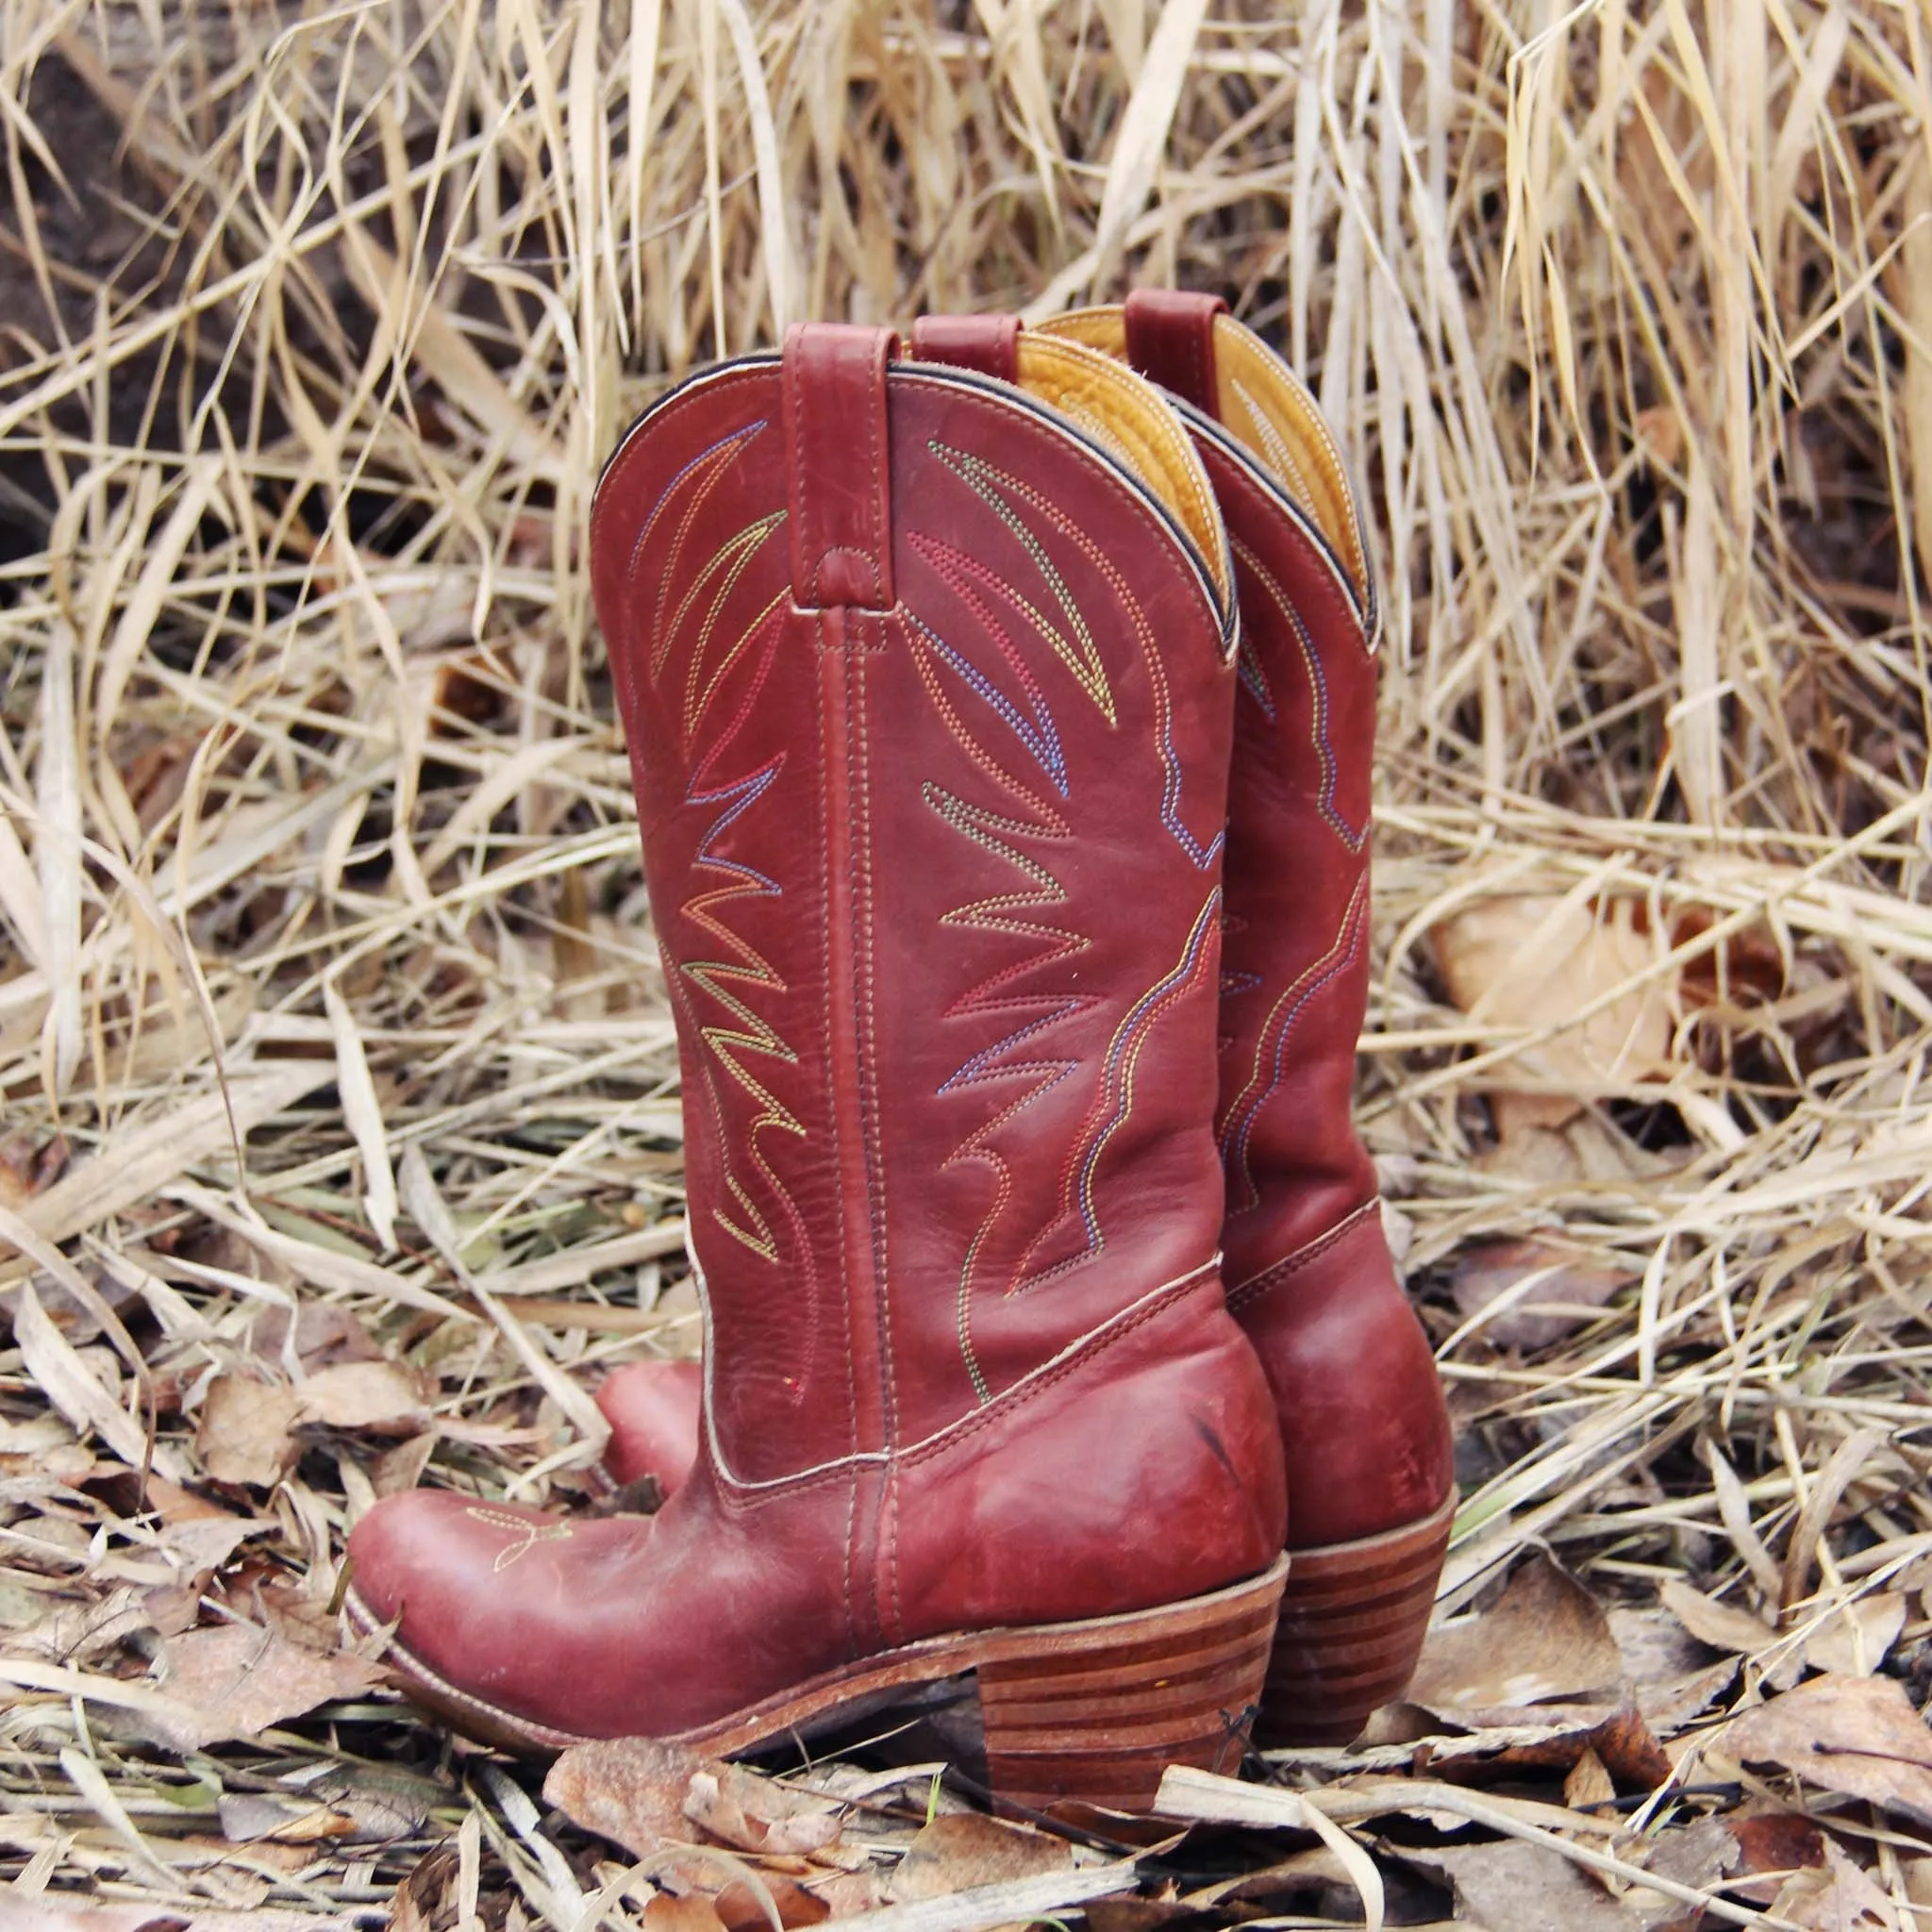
xmin=596 ymin=1360 xmax=703 ymax=1494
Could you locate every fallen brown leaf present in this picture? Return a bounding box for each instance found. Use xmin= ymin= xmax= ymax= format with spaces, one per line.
xmin=294 ymin=1358 xmax=432 ymax=1434
xmin=1477 ymin=1110 xmax=1667 ymax=1185
xmin=1431 ymin=891 xmax=1677 ymax=1139
xmin=887 ymin=1812 xmax=1074 ymax=1902
xmin=643 ymin=1898 xmax=730 ymax=1932
xmin=1727 ymin=1810 xmax=1826 ymax=1904
xmin=546 ymin=1735 xmax=842 ymax=1861
xmin=1721 ymin=1674 xmax=1932 ymax=1829
xmin=545 ymin=1734 xmax=714 ymax=1853
xmin=1641 ymin=1814 xmax=1738 ymax=1895
xmin=1405 ymin=1837 xmax=1680 ymax=1931
xmin=196 ymin=1374 xmax=302 ymax=1488
xmin=1084 ymin=1901 xmax=1192 ymax=1932
xmin=1608 ymin=1606 xmax=1741 ymax=1734
xmin=1450 ymin=1238 xmax=1634 ymax=1349
xmin=1906 ymin=1854 xmax=1932 ymax=1907
xmin=146 ymin=1619 xmax=385 ymax=1750
xmin=371 ymin=1431 xmax=438 ymax=1496
xmin=1802 ymin=1592 xmax=1906 ymax=1677
xmin=1768 ymin=1837 xmax=1902 ymax=1930
xmin=161 ymin=1512 xmax=267 ymax=1576
xmin=685 ymin=1764 xmax=843 ymax=1857
xmin=8 ymin=1585 xmax=152 ymax=1666
xmin=0 ymin=1129 xmax=69 ymax=1211
xmin=246 ymin=1302 xmax=383 ymax=1369
xmin=218 ymin=1791 xmax=358 ymax=1843
xmin=661 ymin=1863 xmax=829 ymax=1932
xmin=1564 ymin=1745 xmax=1616 ymax=1808
xmin=1409 ymin=1552 xmax=1624 ymax=1710
xmin=1476 ymin=1706 xmax=1673 ymax=1792
xmin=390 ymin=1847 xmax=457 ymax=1932
xmin=1660 ymin=1578 xmax=1778 ymax=1656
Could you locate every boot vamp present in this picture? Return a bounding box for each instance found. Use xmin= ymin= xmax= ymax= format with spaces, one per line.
xmin=348 ymin=1476 xmax=854 ymax=1739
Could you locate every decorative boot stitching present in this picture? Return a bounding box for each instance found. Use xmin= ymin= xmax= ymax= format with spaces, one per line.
xmin=461 ymin=1507 xmax=575 ymax=1574
xmin=606 ymin=422 xmax=769 ymax=721
xmin=677 ymin=760 xmax=808 ymax=1265
xmin=1230 ymin=536 xmax=1368 ymax=853
xmin=851 ymin=632 xmax=899 ymax=1463
xmin=908 ymin=586 xmax=1100 ymax=1388
xmin=1016 ymin=888 xmax=1224 ymax=1291
xmin=346 ymin=1597 xmax=591 ymax=1749
xmin=929 ymin=441 xmax=1224 ymax=868
xmin=907 ymin=535 xmax=1071 ymax=793
xmin=927 ymin=441 xmax=1116 ymax=723
xmin=1218 ymin=874 xmax=1371 ymax=1214
xmin=1235 ymin=637 xmax=1275 ymax=720
xmin=635 ymin=424 xmax=772 ymax=674
xmin=1230 ymin=376 xmax=1320 ymax=514
xmin=925 ymin=782 xmax=1091 ymax=1402
xmin=1206 ymin=444 xmax=1371 ymax=659
xmin=899 ymin=1262 xmax=1220 ymax=1471
xmin=673 ymin=531 xmax=787 ymax=742
xmin=904 ymin=593 xmax=1095 ymax=1401
xmin=703 ymin=1258 xmax=1223 ymax=1500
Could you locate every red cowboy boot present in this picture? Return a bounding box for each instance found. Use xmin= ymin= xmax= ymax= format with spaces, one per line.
xmin=598 ymin=300 xmax=1455 ymax=1748
xmin=346 ymin=324 xmax=1289 ymax=1814
xmin=1074 ymin=293 xmax=1454 ymax=1745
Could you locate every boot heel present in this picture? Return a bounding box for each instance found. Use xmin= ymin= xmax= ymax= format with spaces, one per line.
xmin=975 ymin=1554 xmax=1287 ymax=1816
xmin=1257 ymin=1491 xmax=1455 ymax=1748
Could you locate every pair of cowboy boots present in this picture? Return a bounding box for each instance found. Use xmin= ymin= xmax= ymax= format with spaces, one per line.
xmin=346 ymin=293 xmax=1453 ymax=1815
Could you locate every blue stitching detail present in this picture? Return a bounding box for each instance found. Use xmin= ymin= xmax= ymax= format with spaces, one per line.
xmin=1236 ymin=640 xmax=1275 ymax=720
xmin=1060 ymin=891 xmax=1221 ymax=1262
xmin=1285 ymin=600 xmax=1368 ymax=853
xmin=1221 ymin=885 xmax=1368 ymax=1213
xmin=907 ymin=613 xmax=1068 ymax=797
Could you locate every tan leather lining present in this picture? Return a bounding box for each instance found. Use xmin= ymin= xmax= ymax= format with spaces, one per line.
xmin=1211 ymin=320 xmax=1365 ymax=593
xmin=1008 ymin=334 xmax=1231 ymax=606
xmin=1041 ymin=306 xmax=1366 ymax=599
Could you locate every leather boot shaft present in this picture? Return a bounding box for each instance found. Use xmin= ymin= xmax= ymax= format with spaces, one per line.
xmin=1036 ymin=298 xmax=1454 ymax=1555
xmin=590 ymin=323 xmax=1287 ymax=1611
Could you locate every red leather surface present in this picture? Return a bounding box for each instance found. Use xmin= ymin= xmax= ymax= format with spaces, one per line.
xmin=599 ymin=1359 xmax=703 ymax=1494
xmin=350 ymin=1280 xmax=1281 ymax=1740
xmin=598 ymin=350 xmax=1242 ymax=1478
xmin=1191 ymin=414 xmax=1450 ymax=1545
xmin=782 ymin=324 xmax=897 ymax=610
xmin=1228 ymin=1205 xmax=1451 ymax=1545
xmin=908 ymin=306 xmax=1454 ymax=1551
xmin=348 ymin=326 xmax=1285 ymax=1740
xmin=910 ymin=314 xmax=1021 ymax=383
xmin=1124 ymin=290 xmax=1225 ymax=415
xmin=1196 ymin=431 xmax=1381 ymax=1276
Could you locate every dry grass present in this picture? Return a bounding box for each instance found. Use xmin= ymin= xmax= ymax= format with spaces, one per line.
xmin=3 ymin=0 xmax=1932 ymax=1924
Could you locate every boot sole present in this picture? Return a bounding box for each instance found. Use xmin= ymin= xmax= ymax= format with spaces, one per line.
xmin=344 ymin=1552 xmax=1288 ymax=1816
xmin=1257 ymin=1489 xmax=1456 ymax=1747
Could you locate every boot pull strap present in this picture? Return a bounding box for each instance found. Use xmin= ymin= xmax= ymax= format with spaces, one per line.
xmin=783 ymin=323 xmax=898 ymax=612
xmin=909 ymin=313 xmax=1021 ymax=383
xmin=1124 ymin=289 xmax=1226 ymax=419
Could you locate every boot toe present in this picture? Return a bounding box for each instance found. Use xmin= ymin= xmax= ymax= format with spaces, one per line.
xmin=348 ymin=1491 xmax=605 ymax=1725
xmin=596 ymin=1359 xmax=703 ymax=1494
xmin=348 ymin=1487 xmax=531 ymax=1622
